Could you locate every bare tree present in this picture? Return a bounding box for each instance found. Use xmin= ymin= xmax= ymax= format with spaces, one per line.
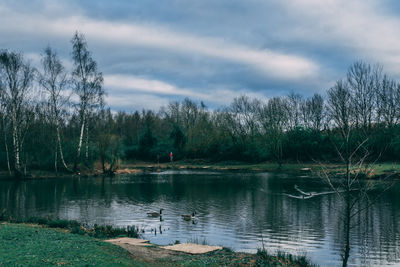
xmin=181 ymin=98 xmax=200 ymax=133
xmin=39 ymin=46 xmax=71 ymax=173
xmin=71 ymin=32 xmax=105 ymax=172
xmin=0 ymin=101 xmax=11 ymax=175
xmin=164 ymin=101 xmax=181 ymax=125
xmin=289 ymin=79 xmax=394 ymax=267
xmin=376 ymin=75 xmax=399 ymax=128
xmin=97 ymin=109 xmax=120 ymax=175
xmin=258 ymin=97 xmax=288 ymax=168
xmin=300 ymin=97 xmax=310 ymax=128
xmin=327 ymin=80 xmax=354 ymax=140
xmin=347 ymin=61 xmax=381 ymax=130
xmin=287 ymin=92 xmax=303 ymax=129
xmin=308 ymin=93 xmax=324 ymax=131
xmin=300 ymin=93 xmax=325 ymax=131
xmin=227 ymin=95 xmax=261 ymax=145
xmin=325 ymin=79 xmax=396 ymax=266
xmin=0 ymin=51 xmax=35 ymax=177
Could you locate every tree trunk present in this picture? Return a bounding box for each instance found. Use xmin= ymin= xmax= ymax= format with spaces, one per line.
xmin=56 ymin=126 xmax=71 ymax=172
xmin=342 ymin=146 xmax=351 ymax=267
xmin=2 ymin=121 xmax=11 ymax=176
xmin=73 ymin=119 xmax=85 ymax=173
xmin=12 ymin=121 xmax=21 ymax=176
xmin=4 ymin=133 xmax=11 ymax=176
xmin=23 ymin=151 xmax=27 ymax=177
xmin=101 ymin=149 xmax=106 ymax=174
xmin=342 ymin=191 xmax=351 ymax=267
xmin=107 ymin=157 xmax=116 ymax=176
xmin=85 ymin=122 xmax=89 ymax=161
xmin=54 ymin=144 xmax=58 ymax=174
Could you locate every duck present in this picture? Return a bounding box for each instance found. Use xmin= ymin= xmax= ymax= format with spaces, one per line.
xmin=181 ymin=211 xmax=196 ymax=221
xmin=147 ymin=208 xmax=164 ymax=217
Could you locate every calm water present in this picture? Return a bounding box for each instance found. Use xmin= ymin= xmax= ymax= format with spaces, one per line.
xmin=1 ymin=171 xmax=400 ymax=266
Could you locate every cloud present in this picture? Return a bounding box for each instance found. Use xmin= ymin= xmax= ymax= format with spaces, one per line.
xmin=277 ymin=0 xmax=400 ymax=75
xmin=7 ymin=0 xmax=400 ymax=111
xmin=106 ymin=94 xmax=169 ymax=111
xmin=104 ymin=74 xmax=207 ymax=99
xmin=0 ymin=3 xmax=319 ymax=82
xmin=104 ymin=74 xmax=268 ymax=108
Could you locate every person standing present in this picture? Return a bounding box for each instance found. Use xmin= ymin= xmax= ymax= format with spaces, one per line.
xmin=169 ymin=152 xmax=173 ymax=162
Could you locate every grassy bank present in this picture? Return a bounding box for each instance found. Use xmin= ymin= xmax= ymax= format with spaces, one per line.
xmin=0 ymin=223 xmax=136 ymax=267
xmin=0 ymin=222 xmax=317 ymax=267
xmin=0 ymin=213 xmax=140 ymax=239
xmin=1 ymin=160 xmax=398 ymax=180
xmin=120 ymin=160 xmax=400 ymax=178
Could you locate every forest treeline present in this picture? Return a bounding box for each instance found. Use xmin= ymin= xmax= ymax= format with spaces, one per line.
xmin=1 ymin=32 xmax=400 ymax=177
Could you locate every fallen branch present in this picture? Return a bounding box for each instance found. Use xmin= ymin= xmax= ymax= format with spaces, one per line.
xmin=285 ymin=185 xmax=359 ymax=199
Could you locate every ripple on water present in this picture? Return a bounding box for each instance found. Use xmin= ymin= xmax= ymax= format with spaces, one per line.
xmin=1 ymin=171 xmax=400 ymax=267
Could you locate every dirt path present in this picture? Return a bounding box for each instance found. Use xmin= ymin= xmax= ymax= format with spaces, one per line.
xmin=114 ymin=243 xmax=187 ymax=264
xmin=106 ymin=240 xmax=257 ymax=266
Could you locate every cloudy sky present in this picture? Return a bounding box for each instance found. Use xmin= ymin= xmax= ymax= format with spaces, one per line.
xmin=1 ymin=0 xmax=399 ymax=111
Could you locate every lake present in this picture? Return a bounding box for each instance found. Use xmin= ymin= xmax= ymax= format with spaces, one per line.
xmin=1 ymin=171 xmax=400 ymax=266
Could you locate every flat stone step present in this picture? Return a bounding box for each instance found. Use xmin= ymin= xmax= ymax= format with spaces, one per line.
xmin=162 ymin=243 xmax=223 ymax=254
xmin=104 ymin=237 xmax=150 ymax=246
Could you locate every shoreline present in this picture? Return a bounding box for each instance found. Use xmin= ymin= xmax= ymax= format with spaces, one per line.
xmin=0 ymin=161 xmax=399 ymax=180
xmin=0 ymin=222 xmax=317 ymax=266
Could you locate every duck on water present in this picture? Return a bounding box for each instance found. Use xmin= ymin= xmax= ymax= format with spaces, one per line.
xmin=181 ymin=211 xmax=196 ymax=221
xmin=147 ymin=209 xmax=164 ymax=217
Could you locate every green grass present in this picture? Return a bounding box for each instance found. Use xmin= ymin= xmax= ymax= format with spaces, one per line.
xmin=122 ymin=160 xmax=400 ymax=179
xmin=0 ymin=214 xmax=140 ymax=239
xmin=0 ymin=223 xmax=140 ymax=267
xmin=2 ymin=160 xmax=397 ymax=180
xmin=163 ymin=248 xmax=256 ymax=267
xmin=159 ymin=247 xmax=317 ymax=267
xmin=256 ymin=249 xmax=317 ymax=267
xmin=123 ymin=160 xmax=316 ymax=172
xmin=0 ymin=222 xmax=318 ymax=267
xmin=367 ymin=162 xmax=400 ymax=176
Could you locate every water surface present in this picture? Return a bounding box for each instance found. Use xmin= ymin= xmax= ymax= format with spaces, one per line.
xmin=1 ymin=171 xmax=400 ymax=266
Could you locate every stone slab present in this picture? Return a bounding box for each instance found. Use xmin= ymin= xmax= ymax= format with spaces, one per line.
xmin=162 ymin=243 xmax=223 ymax=254
xmin=104 ymin=237 xmax=150 ymax=246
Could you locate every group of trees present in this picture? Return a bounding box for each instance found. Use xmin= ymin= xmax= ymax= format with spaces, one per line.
xmin=136 ymin=61 xmax=400 ymax=167
xmin=0 ymin=32 xmax=105 ymax=177
xmin=1 ymin=32 xmax=400 ymax=178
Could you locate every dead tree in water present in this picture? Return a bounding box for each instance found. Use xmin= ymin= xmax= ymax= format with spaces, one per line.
xmin=324 ymin=79 xmax=394 ymax=267
xmin=287 ymin=77 xmax=395 ymax=267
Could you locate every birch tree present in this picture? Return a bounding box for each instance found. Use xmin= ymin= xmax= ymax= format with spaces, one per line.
xmin=0 ymin=51 xmax=35 ymax=177
xmin=71 ymin=32 xmax=104 ymax=172
xmin=39 ymin=46 xmax=71 ymax=173
xmin=0 ymin=94 xmax=11 ymax=175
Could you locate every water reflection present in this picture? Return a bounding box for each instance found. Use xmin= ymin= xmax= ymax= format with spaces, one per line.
xmin=1 ymin=171 xmax=400 ymax=266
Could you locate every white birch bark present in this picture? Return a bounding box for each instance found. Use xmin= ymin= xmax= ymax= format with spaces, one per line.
xmin=74 ymin=118 xmax=85 ymax=171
